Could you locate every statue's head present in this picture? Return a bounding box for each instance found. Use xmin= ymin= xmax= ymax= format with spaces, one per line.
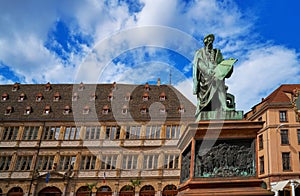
xmin=203 ymin=34 xmax=215 ymax=45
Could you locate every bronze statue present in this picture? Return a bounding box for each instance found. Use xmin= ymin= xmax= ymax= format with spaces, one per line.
xmin=193 ymin=34 xmax=237 ymax=118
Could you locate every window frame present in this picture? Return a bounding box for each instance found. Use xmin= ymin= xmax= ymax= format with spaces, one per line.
xmin=22 ymin=126 xmax=39 ymax=140
xmin=85 ymin=126 xmax=101 ymax=140
xmin=15 ymin=155 xmax=33 ymax=171
xmin=280 ymin=129 xmax=289 ymax=145
xmin=58 ymin=155 xmax=76 ymax=171
xmin=145 ymin=125 xmax=161 ymax=139
xmin=43 ymin=126 xmax=60 ymax=140
xmin=1 ymin=126 xmax=19 ymax=141
xmin=80 ymin=155 xmax=96 ymax=170
xmin=0 ymin=156 xmax=12 ymax=171
xmin=100 ymin=154 xmax=117 ymax=170
xmin=164 ymin=154 xmax=179 ymax=169
xmin=36 ymin=155 xmax=55 ymax=171
xmin=282 ymin=152 xmax=291 ymax=171
xmin=279 ymin=111 xmax=288 ymax=122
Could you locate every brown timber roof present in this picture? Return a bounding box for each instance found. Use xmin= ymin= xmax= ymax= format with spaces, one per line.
xmin=0 ymin=83 xmax=195 ymax=122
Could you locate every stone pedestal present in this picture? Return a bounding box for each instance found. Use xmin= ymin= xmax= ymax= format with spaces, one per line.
xmin=177 ymin=120 xmax=274 ymax=196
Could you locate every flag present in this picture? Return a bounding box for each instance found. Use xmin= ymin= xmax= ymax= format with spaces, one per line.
xmin=45 ymin=172 xmax=50 ymax=183
xmin=103 ymin=172 xmax=106 ymax=183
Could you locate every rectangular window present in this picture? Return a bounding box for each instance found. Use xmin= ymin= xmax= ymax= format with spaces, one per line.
xmin=43 ymin=126 xmax=60 ymax=140
xmin=166 ymin=125 xmax=181 ymax=139
xmin=36 ymin=155 xmax=54 ymax=171
xmin=122 ymin=155 xmax=138 ymax=170
xmin=279 ymin=111 xmax=288 ymax=122
xmin=280 ymin=129 xmax=289 ymax=145
xmin=145 ymin=125 xmax=161 ymax=139
xmin=100 ymin=155 xmax=117 ymax=170
xmin=85 ymin=126 xmax=100 ymax=140
xmin=105 ymin=126 xmax=120 ymax=140
xmin=0 ymin=156 xmax=12 ymax=171
xmin=58 ymin=155 xmax=76 ymax=171
xmin=80 ymin=155 xmax=96 ymax=170
xmin=282 ymin=152 xmax=291 ymax=171
xmin=259 ymin=156 xmax=265 ymax=174
xmin=125 ymin=125 xmax=141 ymax=139
xmin=1 ymin=126 xmax=19 ymax=141
xmin=22 ymin=126 xmax=39 ymax=140
xmin=64 ymin=126 xmax=80 ymax=140
xmin=259 ymin=135 xmax=263 ymax=150
xmin=143 ymin=154 xmax=158 ymax=170
xmin=15 ymin=156 xmax=33 ymax=171
xmin=164 ymin=154 xmax=179 ymax=169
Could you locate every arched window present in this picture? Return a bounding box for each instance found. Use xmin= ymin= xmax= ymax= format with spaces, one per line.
xmin=119 ymin=185 xmax=134 ymax=196
xmin=76 ymin=186 xmax=91 ymax=196
xmin=96 ymin=186 xmax=112 ymax=196
xmin=7 ymin=187 xmax=23 ymax=196
xmin=38 ymin=186 xmax=62 ymax=196
xmin=162 ymin=185 xmax=177 ymax=196
xmin=140 ymin=185 xmax=155 ymax=196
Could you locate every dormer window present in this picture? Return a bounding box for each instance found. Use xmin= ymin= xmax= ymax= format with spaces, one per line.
xmin=108 ymin=92 xmax=113 ymax=101
xmin=111 ymin=82 xmax=117 ymax=91
xmin=159 ymin=107 xmax=166 ymax=114
xmin=122 ymin=105 xmax=128 ymax=114
xmin=159 ymin=92 xmax=166 ymax=101
xmin=83 ymin=106 xmax=90 ymax=114
xmin=5 ymin=106 xmax=13 ymax=115
xmin=18 ymin=93 xmax=26 ymax=102
xmin=45 ymin=82 xmax=51 ymax=91
xmin=178 ymin=105 xmax=185 ymax=113
xmin=63 ymin=105 xmax=71 ymax=115
xmin=1 ymin=93 xmax=8 ymax=101
xmin=102 ymin=105 xmax=109 ymax=114
xmin=72 ymin=93 xmax=79 ymax=101
xmin=53 ymin=92 xmax=60 ymax=101
xmin=140 ymin=106 xmax=148 ymax=114
xmin=144 ymin=83 xmax=150 ymax=91
xmin=125 ymin=92 xmax=131 ymax=101
xmin=43 ymin=105 xmax=51 ymax=115
xmin=36 ymin=93 xmax=43 ymax=102
xmin=142 ymin=92 xmax=149 ymax=101
xmin=90 ymin=93 xmax=97 ymax=101
xmin=78 ymin=82 xmax=85 ymax=91
xmin=12 ymin=83 xmax=19 ymax=91
xmin=24 ymin=106 xmax=32 ymax=115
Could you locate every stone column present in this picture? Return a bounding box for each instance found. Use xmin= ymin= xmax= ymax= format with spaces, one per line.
xmin=62 ymin=181 xmax=68 ymax=196
xmin=291 ymin=180 xmax=297 ymax=196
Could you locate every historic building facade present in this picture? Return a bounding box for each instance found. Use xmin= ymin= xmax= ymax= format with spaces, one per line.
xmin=245 ymin=84 xmax=300 ymax=196
xmin=0 ymin=82 xmax=195 ymax=196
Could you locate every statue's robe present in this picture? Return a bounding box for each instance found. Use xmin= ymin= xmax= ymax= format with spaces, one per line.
xmin=193 ymin=48 xmax=228 ymax=114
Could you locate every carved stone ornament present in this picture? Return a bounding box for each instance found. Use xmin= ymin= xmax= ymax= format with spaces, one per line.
xmin=292 ymin=88 xmax=300 ymax=121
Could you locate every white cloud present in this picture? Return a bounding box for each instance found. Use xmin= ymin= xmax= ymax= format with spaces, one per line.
xmin=227 ymin=45 xmax=300 ymax=111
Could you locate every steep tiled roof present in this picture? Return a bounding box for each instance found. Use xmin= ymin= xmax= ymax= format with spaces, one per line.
xmin=0 ymin=83 xmax=196 ymax=122
xmin=245 ymin=84 xmax=300 ymax=118
xmin=262 ymin=84 xmax=300 ymax=104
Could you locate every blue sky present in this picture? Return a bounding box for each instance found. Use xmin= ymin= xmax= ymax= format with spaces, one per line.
xmin=0 ymin=0 xmax=299 ymax=112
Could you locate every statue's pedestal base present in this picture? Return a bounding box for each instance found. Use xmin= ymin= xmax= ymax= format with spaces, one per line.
xmin=178 ymin=178 xmax=273 ymax=196
xmin=177 ymin=120 xmax=274 ymax=196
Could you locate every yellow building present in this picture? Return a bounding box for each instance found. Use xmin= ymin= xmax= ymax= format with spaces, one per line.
xmin=245 ymin=84 xmax=300 ymax=196
xmin=0 ymin=82 xmax=195 ymax=196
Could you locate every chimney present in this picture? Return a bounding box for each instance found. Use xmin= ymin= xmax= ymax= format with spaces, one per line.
xmin=157 ymin=78 xmax=161 ymax=86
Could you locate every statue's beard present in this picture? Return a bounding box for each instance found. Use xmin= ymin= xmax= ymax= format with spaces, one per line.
xmin=206 ymin=43 xmax=213 ymax=51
